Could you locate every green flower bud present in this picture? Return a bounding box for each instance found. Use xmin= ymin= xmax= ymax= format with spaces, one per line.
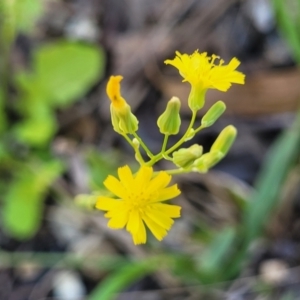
xmin=173 ymin=144 xmax=203 ymax=169
xmin=188 ymin=86 xmax=206 ymax=112
xmin=110 ymin=103 xmax=139 ymax=134
xmin=132 ymin=138 xmax=140 ymax=149
xmin=211 ymin=125 xmax=237 ymax=156
xmin=74 ymin=194 xmax=97 ymax=210
xmin=157 ymin=97 xmax=181 ymax=135
xmin=193 ymin=151 xmax=224 ymax=173
xmin=201 ymin=101 xmax=226 ymax=127
xmin=107 ymin=75 xmax=139 ymax=134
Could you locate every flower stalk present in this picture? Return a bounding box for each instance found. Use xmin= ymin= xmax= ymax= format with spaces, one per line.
xmin=79 ymin=51 xmax=245 ymax=244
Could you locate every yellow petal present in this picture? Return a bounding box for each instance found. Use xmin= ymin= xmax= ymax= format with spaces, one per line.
xmin=107 ymin=212 xmax=129 ymax=229
xmin=104 ymin=175 xmax=128 ymax=199
xmin=106 ymin=75 xmax=127 ymax=109
xmin=118 ymin=165 xmax=134 ymax=190
xmin=142 ymin=214 xmax=167 ymax=241
xmin=151 ymin=203 xmax=181 ymax=218
xmin=210 ymin=59 xmax=245 ymax=91
xmin=227 ymin=57 xmax=241 ymax=69
xmin=134 ymin=166 xmax=153 ymax=190
xmin=104 ymin=204 xmax=127 ymax=218
xmin=126 ymin=210 xmax=141 ymax=234
xmin=132 ymin=218 xmax=147 ymax=245
xmin=146 ymin=171 xmax=171 ymax=195
xmin=152 ymin=185 xmax=181 ymax=202
xmin=165 ymin=52 xmax=245 ymax=92
xmin=95 ymin=197 xmax=121 ymax=211
xmin=145 ymin=208 xmax=174 ymax=230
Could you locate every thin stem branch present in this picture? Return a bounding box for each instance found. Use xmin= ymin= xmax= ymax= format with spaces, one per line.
xmin=121 ymin=133 xmax=145 ymax=165
xmin=132 ymin=132 xmax=154 ymax=158
xmin=147 ymin=110 xmax=198 ymax=166
xmin=161 ymin=134 xmax=169 ymax=153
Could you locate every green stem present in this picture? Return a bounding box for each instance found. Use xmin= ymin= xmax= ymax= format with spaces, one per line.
xmin=193 ymin=124 xmax=205 ymax=135
xmin=0 ymin=250 xmax=125 ymax=270
xmin=132 ymin=132 xmax=154 ymax=158
xmin=161 ymin=134 xmax=169 ymax=153
xmin=147 ymin=110 xmax=198 ymax=166
xmin=122 ymin=134 xmax=145 ymax=165
xmin=134 ymin=146 xmax=145 ymax=165
xmin=164 ymin=110 xmax=197 ymax=154
xmin=0 ymin=1 xmax=16 ymax=108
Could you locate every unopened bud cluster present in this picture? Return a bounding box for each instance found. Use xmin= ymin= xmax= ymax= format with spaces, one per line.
xmin=105 ymin=73 xmax=240 ymax=175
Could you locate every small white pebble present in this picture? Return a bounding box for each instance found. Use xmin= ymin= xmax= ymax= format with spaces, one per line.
xmin=260 ymin=259 xmax=289 ymax=285
xmin=53 ymin=270 xmax=86 ymax=300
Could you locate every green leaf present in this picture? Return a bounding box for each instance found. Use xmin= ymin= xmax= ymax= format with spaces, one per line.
xmin=15 ymin=41 xmax=105 ymax=108
xmin=85 ymin=149 xmax=120 ymax=190
xmin=272 ymin=0 xmax=300 ymax=63
xmin=2 ymin=160 xmax=63 ymax=239
xmin=14 ymin=107 xmax=57 ymax=146
xmin=244 ymin=114 xmax=300 ymax=243
xmin=0 ymin=88 xmax=6 ymax=134
xmin=197 ymin=227 xmax=236 ymax=282
xmin=35 ymin=41 xmax=105 ymax=107
xmin=13 ymin=0 xmax=43 ymax=33
xmin=280 ymin=292 xmax=296 ymax=300
xmin=89 ymin=259 xmax=161 ymax=300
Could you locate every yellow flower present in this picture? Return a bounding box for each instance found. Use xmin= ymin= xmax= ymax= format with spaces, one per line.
xmin=106 ymin=75 xmax=138 ymax=134
xmin=165 ymin=51 xmax=245 ymax=92
xmin=106 ymin=75 xmax=127 ymax=109
xmin=96 ymin=165 xmax=181 ymax=245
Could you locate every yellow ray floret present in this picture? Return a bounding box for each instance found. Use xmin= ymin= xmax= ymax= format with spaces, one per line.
xmin=165 ymin=51 xmax=245 ymax=91
xmin=96 ymin=165 xmax=181 ymax=245
xmin=106 ymin=75 xmax=139 ymax=134
xmin=106 ymin=75 xmax=127 ymax=109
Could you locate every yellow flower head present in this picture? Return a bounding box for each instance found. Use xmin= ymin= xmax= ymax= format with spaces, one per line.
xmin=106 ymin=75 xmax=127 ymax=109
xmin=96 ymin=165 xmax=181 ymax=245
xmin=165 ymin=51 xmax=245 ymax=92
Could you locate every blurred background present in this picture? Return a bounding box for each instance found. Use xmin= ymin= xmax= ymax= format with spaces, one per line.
xmin=1 ymin=0 xmax=300 ymax=299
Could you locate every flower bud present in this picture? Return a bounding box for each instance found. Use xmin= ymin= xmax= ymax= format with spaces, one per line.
xmin=201 ymin=101 xmax=226 ymax=127
xmin=107 ymin=75 xmax=139 ymax=134
xmin=132 ymin=138 xmax=140 ymax=149
xmin=173 ymin=144 xmax=203 ymax=169
xmin=110 ymin=104 xmax=138 ymax=134
xmin=74 ymin=194 xmax=97 ymax=210
xmin=211 ymin=125 xmax=237 ymax=156
xmin=193 ymin=151 xmax=224 ymax=173
xmin=106 ymin=75 xmax=126 ymax=109
xmin=188 ymin=86 xmax=206 ymax=112
xmin=157 ymin=97 xmax=181 ymax=135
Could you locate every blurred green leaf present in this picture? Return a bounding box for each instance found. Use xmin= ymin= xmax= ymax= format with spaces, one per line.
xmin=16 ymin=41 xmax=105 ymax=108
xmin=14 ymin=106 xmax=57 ymax=146
xmin=13 ymin=0 xmax=43 ymax=33
xmin=244 ymin=115 xmax=300 ymax=242
xmin=280 ymin=292 xmax=296 ymax=300
xmin=171 ymin=255 xmax=200 ymax=284
xmin=272 ymin=0 xmax=300 ymax=63
xmin=2 ymin=160 xmax=63 ymax=239
xmin=85 ymin=149 xmax=120 ymax=190
xmin=89 ymin=258 xmax=162 ymax=300
xmin=197 ymin=227 xmax=236 ymax=282
xmin=0 ymin=1 xmax=16 ymax=45
xmin=0 ymin=88 xmax=6 ymax=134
